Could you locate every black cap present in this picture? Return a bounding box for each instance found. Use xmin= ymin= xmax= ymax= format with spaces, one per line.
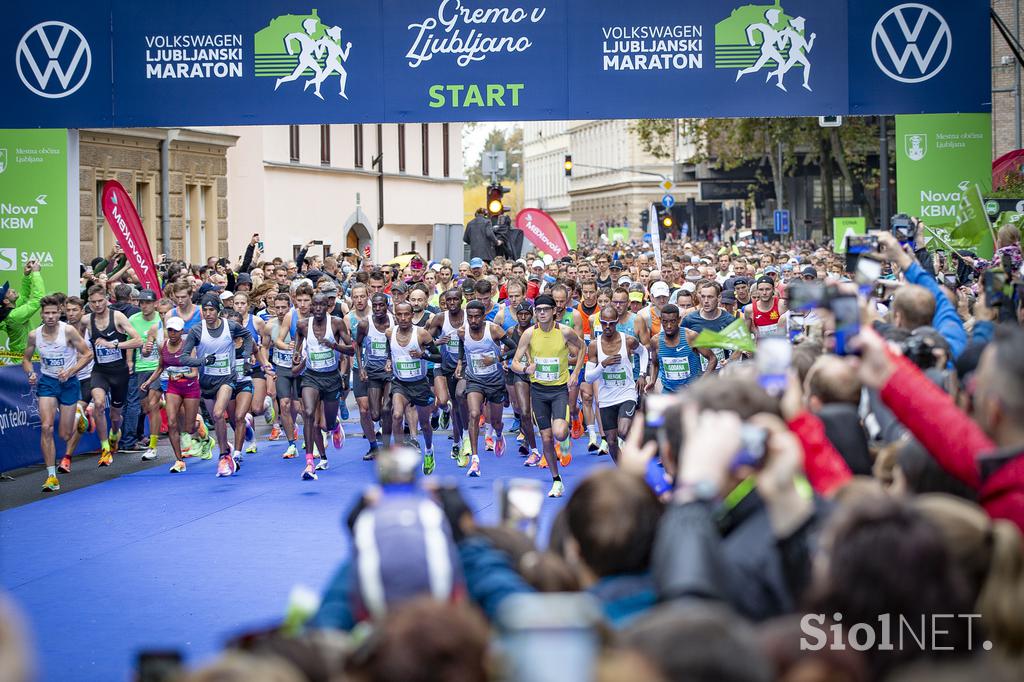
xmin=200 ymin=293 xmax=223 ymax=310
xmin=236 ymin=273 xmax=253 ymax=286
xmin=609 ymin=261 xmax=624 ymax=271
xmin=137 ymin=289 xmax=157 ymax=302
xmin=801 ymin=266 xmax=818 ymax=279
xmin=755 ymin=276 xmax=774 ymax=287
xmin=534 ymin=294 xmax=556 ymax=308
xmin=516 ymin=300 xmax=534 ymax=313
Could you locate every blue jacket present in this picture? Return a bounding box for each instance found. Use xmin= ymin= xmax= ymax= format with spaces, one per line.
xmin=589 ymin=573 xmax=657 ymax=628
xmin=903 ymin=261 xmax=967 ymax=359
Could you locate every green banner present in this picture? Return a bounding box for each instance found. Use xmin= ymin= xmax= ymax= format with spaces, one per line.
xmin=832 ymin=216 xmax=866 ymax=254
xmin=690 ymin=318 xmax=756 ymax=354
xmin=895 ymin=114 xmax=992 ymax=234
xmin=0 ymin=129 xmax=70 ymax=353
xmin=557 ymin=220 xmax=578 ymax=250
xmin=607 ymin=227 xmax=630 ymax=243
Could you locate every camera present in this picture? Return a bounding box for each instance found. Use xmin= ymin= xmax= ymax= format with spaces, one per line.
xmin=846 ymin=234 xmax=880 ymax=255
xmin=786 ymin=280 xmax=833 ymax=311
xmin=890 ymin=213 xmax=915 ymax=243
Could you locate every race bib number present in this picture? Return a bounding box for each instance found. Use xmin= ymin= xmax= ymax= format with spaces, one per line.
xmin=470 ymin=351 xmax=498 ymax=376
xmin=601 ymin=368 xmax=629 ymax=388
xmin=699 ymin=348 xmax=727 ymax=372
xmin=272 ymin=348 xmax=293 ymax=366
xmin=236 ymin=362 xmax=248 ymax=381
xmin=395 ymin=359 xmax=422 ymax=379
xmin=206 ymin=352 xmax=231 ymax=377
xmin=370 ymin=339 xmax=388 ymax=358
xmin=756 ymin=323 xmax=779 ymax=338
xmin=446 ymin=335 xmax=461 ymax=355
xmin=167 ymin=366 xmax=191 ymax=379
xmin=95 ymin=345 xmax=123 ymax=364
xmin=41 ymin=355 xmax=66 ymax=371
xmin=663 ymin=356 xmax=691 ymax=381
xmin=308 ymin=349 xmax=335 ymax=371
xmin=534 ymin=356 xmax=561 ymax=382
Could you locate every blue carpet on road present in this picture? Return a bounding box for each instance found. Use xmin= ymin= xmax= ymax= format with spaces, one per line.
xmin=0 ymin=416 xmax=610 ymax=681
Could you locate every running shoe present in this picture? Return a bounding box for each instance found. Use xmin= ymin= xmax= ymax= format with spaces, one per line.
xmin=456 ymin=447 xmax=469 ymax=468
xmin=233 ymin=451 xmax=244 ymax=466
xmin=460 ymin=434 xmax=472 ymax=458
xmin=363 ymin=445 xmax=377 ymax=461
xmin=293 ymin=426 xmax=300 ymax=442
xmin=169 ymin=460 xmax=186 ymax=473
xmin=301 ymin=463 xmax=317 ymax=480
xmin=599 ymin=439 xmax=609 ymax=455
xmin=42 ymin=475 xmax=60 ymax=492
xmin=264 ymin=397 xmax=276 ymax=425
xmin=494 ymin=435 xmax=506 ymax=458
xmin=517 ymin=430 xmax=526 ymax=443
xmin=518 ymin=442 xmax=530 ymax=456
xmin=98 ymin=450 xmax=113 ymax=467
xmin=86 ymin=403 xmax=97 ymax=432
xmin=422 ymin=449 xmax=436 ymax=476
xmin=109 ymin=429 xmax=122 ymax=453
xmin=466 ymin=458 xmax=480 ymax=477
xmin=548 ymin=479 xmax=565 ymax=498
xmin=570 ymin=415 xmax=584 ymax=441
xmin=331 ymin=423 xmax=344 ymax=449
xmin=198 ymin=438 xmax=214 ymax=460
xmin=75 ymin=405 xmax=88 ymax=434
xmin=315 ymin=457 xmax=329 ymax=471
xmin=524 ymin=451 xmax=541 ymax=467
xmin=283 ymin=444 xmax=298 ymax=459
xmin=558 ymin=440 xmax=573 ymax=467
xmin=587 ymin=431 xmax=600 ymax=453
xmin=510 ymin=417 xmax=521 ymax=433
xmin=197 ymin=418 xmax=210 ymax=440
xmin=479 ymin=414 xmax=485 ymax=427
xmin=216 ymin=455 xmax=236 ymax=477
xmin=58 ymin=456 xmax=72 ymax=473
xmin=268 ymin=424 xmax=282 ymax=441
xmin=430 ymin=412 xmax=440 ymax=430
xmin=450 ymin=443 xmax=459 ymax=460
xmin=340 ymin=404 xmax=349 ymax=421
xmin=438 ymin=409 xmax=450 ymax=430
xmin=141 ymin=448 xmax=158 ymax=461
xmin=244 ymin=414 xmax=255 ymax=444
xmin=485 ymin=435 xmax=495 ymax=451
xmin=374 ymin=428 xmax=382 ymax=441
xmin=539 ymin=453 xmax=549 ymax=468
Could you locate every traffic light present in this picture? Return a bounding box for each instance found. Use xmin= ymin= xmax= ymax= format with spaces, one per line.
xmin=486 ymin=183 xmax=509 ymax=218
xmin=662 ymin=213 xmax=673 ymax=228
xmin=640 ymin=208 xmax=649 ymax=227
xmin=564 ymin=154 xmax=573 ymax=176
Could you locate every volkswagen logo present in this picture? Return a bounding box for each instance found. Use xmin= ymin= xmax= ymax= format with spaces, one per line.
xmin=871 ymin=3 xmax=951 ymax=83
xmin=15 ymin=21 xmax=91 ymax=98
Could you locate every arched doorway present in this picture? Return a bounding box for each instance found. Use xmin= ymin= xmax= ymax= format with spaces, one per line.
xmin=341 ymin=207 xmax=373 ymax=254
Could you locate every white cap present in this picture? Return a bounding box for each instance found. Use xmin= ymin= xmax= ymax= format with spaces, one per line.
xmin=219 ymin=290 xmax=234 ymax=301
xmin=650 ymin=281 xmax=671 ymax=298
xmin=617 ymin=275 xmax=631 ymax=285
xmin=166 ymin=317 xmax=185 ymax=331
xmin=542 ymin=254 xmax=553 ymax=265
xmin=532 ymin=259 xmax=545 ymax=269
xmin=690 ymin=256 xmax=700 ymax=264
xmin=681 ymin=282 xmax=696 ymax=293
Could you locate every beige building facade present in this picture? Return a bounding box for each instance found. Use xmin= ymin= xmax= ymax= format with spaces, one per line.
xmin=225 ymin=123 xmax=464 ymax=265
xmin=78 ymin=128 xmax=237 ymax=264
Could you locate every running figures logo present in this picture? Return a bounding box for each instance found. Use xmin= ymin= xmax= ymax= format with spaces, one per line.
xmin=716 ymin=3 xmax=815 ymax=92
xmin=0 ymin=248 xmax=17 ymax=271
xmin=15 ymin=21 xmax=91 ymax=98
xmin=871 ymin=3 xmax=951 ymax=83
xmin=905 ymin=133 xmax=927 ymax=161
xmin=0 ymin=149 xmax=7 ymax=174
xmin=254 ymin=10 xmax=352 ymax=100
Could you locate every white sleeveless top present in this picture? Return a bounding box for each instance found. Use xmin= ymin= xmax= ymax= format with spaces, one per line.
xmin=462 ymin=321 xmax=501 ymax=380
xmin=595 ymin=333 xmax=637 ymax=407
xmin=36 ymin=322 xmax=77 ymax=378
xmin=389 ymin=327 xmax=427 ymax=381
xmin=305 ymin=317 xmax=340 ymax=373
xmin=77 ymin=327 xmax=94 ymax=380
xmin=440 ymin=311 xmax=463 ymax=361
xmin=199 ymin=320 xmax=234 ymax=377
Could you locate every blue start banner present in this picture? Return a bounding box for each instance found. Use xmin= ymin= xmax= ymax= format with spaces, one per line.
xmin=2 ymin=0 xmax=989 ymax=128
xmin=0 ymin=363 xmax=100 ymax=472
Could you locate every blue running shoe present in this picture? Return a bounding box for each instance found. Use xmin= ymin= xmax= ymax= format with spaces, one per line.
xmin=340 ymin=404 xmax=350 ymax=421
xmin=511 ymin=417 xmax=521 ymax=433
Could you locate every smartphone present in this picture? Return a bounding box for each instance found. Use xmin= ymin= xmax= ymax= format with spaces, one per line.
xmin=496 ymin=593 xmax=602 ymax=682
xmin=496 ymin=478 xmax=545 ymax=539
xmin=942 ymin=273 xmax=958 ymax=290
xmin=846 ymin=234 xmax=879 ymax=255
xmin=312 ymin=240 xmax=324 ymax=246
xmin=136 ymin=650 xmax=183 ymax=682
xmin=984 ymin=269 xmax=1009 ymax=307
xmin=642 ymin=393 xmax=679 ymax=453
xmin=757 ymin=337 xmax=791 ymax=395
xmin=257 ymin=241 xmax=264 ymax=252
xmin=830 ymin=294 xmax=860 ymax=356
xmin=788 ymin=312 xmax=805 ymax=343
xmin=732 ymin=424 xmax=768 ymax=471
xmin=855 ymin=257 xmax=882 ymax=286
xmin=787 ymin=280 xmax=828 ymax=311
xmin=890 ymin=213 xmax=914 ymax=243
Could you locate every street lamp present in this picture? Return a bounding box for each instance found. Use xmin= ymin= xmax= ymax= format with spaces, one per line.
xmin=511 ymin=162 xmax=520 ymax=211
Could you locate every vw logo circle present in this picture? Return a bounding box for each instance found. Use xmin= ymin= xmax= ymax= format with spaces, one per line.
xmin=15 ymin=20 xmax=92 ymax=98
xmin=871 ymin=3 xmax=951 ymax=84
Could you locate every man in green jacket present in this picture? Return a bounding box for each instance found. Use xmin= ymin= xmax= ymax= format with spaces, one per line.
xmin=0 ymin=260 xmax=45 ymax=355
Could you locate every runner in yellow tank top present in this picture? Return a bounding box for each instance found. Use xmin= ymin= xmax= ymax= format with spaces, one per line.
xmin=511 ymin=294 xmax=585 ymax=498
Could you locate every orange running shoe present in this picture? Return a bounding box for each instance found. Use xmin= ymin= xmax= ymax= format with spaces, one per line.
xmin=268 ymin=424 xmax=282 ymax=441
xmin=570 ymin=413 xmax=584 ymax=441
xmin=558 ymin=439 xmax=572 ymax=467
xmin=98 ymin=450 xmax=113 ymax=467
xmin=58 ymin=456 xmax=72 ymax=473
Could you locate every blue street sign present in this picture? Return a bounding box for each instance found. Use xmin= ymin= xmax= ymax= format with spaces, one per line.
xmin=662 ymin=194 xmax=675 ymax=208
xmin=774 ymin=210 xmax=791 ymax=235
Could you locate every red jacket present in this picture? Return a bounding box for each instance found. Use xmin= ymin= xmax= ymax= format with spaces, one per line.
xmin=881 ymin=355 xmax=1024 ymax=533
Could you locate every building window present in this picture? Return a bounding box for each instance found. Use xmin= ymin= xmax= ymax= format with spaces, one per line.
xmin=184 ymin=185 xmax=193 ymax=261
xmin=393 ymin=241 xmax=400 ymax=257
xmin=354 ymin=124 xmax=364 ymax=168
xmin=289 ymin=125 xmax=300 ymax=163
xmin=427 ymin=241 xmax=431 ymax=260
xmin=442 ymin=123 xmax=450 ymax=178
xmin=398 ymin=124 xmax=406 ymax=172
xmin=411 ymin=240 xmax=416 ymax=254
xmin=95 ymin=180 xmax=106 ymax=255
xmin=199 ymin=185 xmax=209 ymax=263
xmin=320 ymin=125 xmax=331 ymax=166
xmin=421 ymin=124 xmax=430 ymax=176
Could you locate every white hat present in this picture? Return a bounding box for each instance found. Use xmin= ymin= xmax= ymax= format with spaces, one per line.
xmin=219 ymin=290 xmax=234 ymax=301
xmin=681 ymin=282 xmax=696 ymax=293
xmin=690 ymin=256 xmax=700 ymax=264
xmin=617 ymin=275 xmax=631 ymax=285
xmin=542 ymin=254 xmax=553 ymax=265
xmin=166 ymin=317 xmax=185 ymax=331
xmin=650 ymin=281 xmax=671 ymax=298
xmin=532 ymin=259 xmax=545 ymax=269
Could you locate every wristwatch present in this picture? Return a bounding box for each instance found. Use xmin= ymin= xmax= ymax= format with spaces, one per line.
xmin=674 ymin=479 xmax=720 ymax=505
xmin=113 ymin=340 xmax=120 ymax=350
